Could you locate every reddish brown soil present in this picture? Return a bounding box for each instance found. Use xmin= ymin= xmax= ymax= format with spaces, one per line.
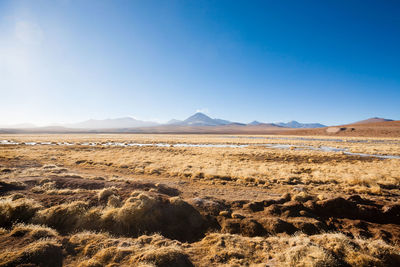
xmin=279 ymin=120 xmax=400 ymax=137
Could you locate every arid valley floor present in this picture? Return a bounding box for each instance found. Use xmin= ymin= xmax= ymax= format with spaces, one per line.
xmin=0 ymin=134 xmax=400 ymax=266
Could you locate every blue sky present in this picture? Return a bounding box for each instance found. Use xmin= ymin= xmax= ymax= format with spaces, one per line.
xmin=0 ymin=0 xmax=399 ymax=126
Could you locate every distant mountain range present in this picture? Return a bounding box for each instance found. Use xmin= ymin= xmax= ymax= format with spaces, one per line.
xmin=165 ymin=113 xmax=326 ymax=128
xmin=167 ymin=113 xmax=232 ymax=126
xmin=0 ymin=113 xmax=395 ymax=132
xmin=247 ymin=119 xmax=325 ymax=128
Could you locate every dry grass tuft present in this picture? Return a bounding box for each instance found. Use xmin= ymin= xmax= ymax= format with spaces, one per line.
xmin=69 ymin=232 xmax=189 ymax=266
xmin=191 ymin=232 xmax=400 ymax=266
xmin=98 ymin=186 xmax=119 ymax=202
xmin=279 ymin=243 xmax=338 ymax=266
xmin=0 ymin=197 xmax=42 ymax=227
xmin=33 ymin=201 xmax=92 ymax=233
xmin=312 ymin=233 xmax=400 ymax=266
xmin=0 ymin=238 xmax=62 ymax=267
xmin=107 ymin=194 xmax=122 ymax=207
xmin=102 ymin=193 xmax=207 ymax=241
xmin=21 ymin=192 xmax=207 ymax=241
xmin=9 ymin=223 xmax=59 ymax=240
xmin=133 ymin=247 xmax=193 ymax=267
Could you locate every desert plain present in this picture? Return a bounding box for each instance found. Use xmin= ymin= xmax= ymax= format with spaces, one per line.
xmin=0 ymin=134 xmax=400 ymax=266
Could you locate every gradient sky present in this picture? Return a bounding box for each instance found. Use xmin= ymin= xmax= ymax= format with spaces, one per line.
xmin=1 ymin=0 xmax=399 ymax=126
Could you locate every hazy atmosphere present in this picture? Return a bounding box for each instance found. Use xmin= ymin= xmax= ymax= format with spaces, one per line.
xmin=1 ymin=1 xmax=400 ymax=266
xmin=1 ymin=0 xmax=399 ymax=126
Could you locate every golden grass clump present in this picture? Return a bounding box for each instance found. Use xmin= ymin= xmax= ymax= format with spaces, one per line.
xmin=0 ymin=224 xmax=62 ymax=267
xmin=132 ymin=247 xmax=193 ymax=267
xmin=107 ymin=194 xmax=122 ymax=207
xmin=98 ymin=186 xmax=119 ymax=202
xmin=25 ymin=192 xmax=206 ymax=241
xmin=0 ymin=228 xmax=8 ymax=235
xmin=102 ymin=193 xmax=206 ymax=241
xmin=69 ymin=231 xmax=190 ymax=267
xmin=0 ymin=238 xmax=63 ymax=267
xmin=278 ymin=243 xmax=337 ymax=266
xmin=311 ymin=233 xmax=400 ymax=266
xmin=9 ymin=223 xmax=59 ymax=240
xmin=32 ymin=181 xmax=57 ymax=193
xmin=191 ymin=232 xmax=400 ymax=266
xmin=68 ymin=231 xmax=114 ymax=258
xmin=0 ymin=197 xmax=42 ymax=227
xmin=33 ymin=201 xmax=94 ymax=233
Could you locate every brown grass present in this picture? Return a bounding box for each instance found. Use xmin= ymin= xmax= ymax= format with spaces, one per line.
xmin=0 ymin=134 xmax=399 ymax=266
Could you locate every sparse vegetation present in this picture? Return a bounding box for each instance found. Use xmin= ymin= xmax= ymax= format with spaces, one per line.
xmin=0 ymin=134 xmax=399 ymax=266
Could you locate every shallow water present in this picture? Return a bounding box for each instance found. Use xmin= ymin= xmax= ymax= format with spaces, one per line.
xmin=1 ymin=139 xmax=400 ymax=159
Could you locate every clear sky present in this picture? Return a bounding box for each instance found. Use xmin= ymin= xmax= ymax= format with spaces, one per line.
xmin=1 ymin=0 xmax=399 ymax=126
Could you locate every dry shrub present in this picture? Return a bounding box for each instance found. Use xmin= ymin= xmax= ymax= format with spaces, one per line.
xmin=69 ymin=231 xmax=113 ymax=258
xmin=30 ymin=192 xmax=206 ymax=241
xmin=105 ymin=193 xmax=207 ymax=241
xmin=80 ymin=247 xmax=120 ymax=266
xmin=32 ymin=181 xmax=57 ymax=194
xmin=0 ymin=238 xmax=62 ymax=267
xmin=0 ymin=228 xmax=7 ymax=235
xmin=98 ymin=186 xmax=119 ymax=202
xmin=192 ymin=232 xmax=400 ymax=266
xmin=107 ymin=194 xmax=122 ymax=207
xmin=311 ymin=233 xmax=400 ymax=266
xmin=278 ymin=243 xmax=337 ymax=266
xmin=195 ymin=233 xmax=265 ymax=265
xmin=133 ymin=247 xmax=193 ymax=267
xmin=69 ymin=232 xmax=189 ymax=267
xmin=9 ymin=223 xmax=59 ymax=240
xmin=350 ymin=184 xmax=383 ymax=195
xmin=0 ymin=198 xmax=42 ymax=227
xmin=33 ymin=201 xmax=94 ymax=233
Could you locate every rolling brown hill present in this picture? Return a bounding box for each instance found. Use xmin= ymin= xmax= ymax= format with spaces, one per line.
xmin=280 ymin=120 xmax=400 ymax=137
xmin=352 ymin=117 xmax=393 ymax=124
